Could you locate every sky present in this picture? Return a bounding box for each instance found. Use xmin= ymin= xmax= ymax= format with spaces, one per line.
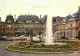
xmin=0 ymin=0 xmax=80 ymax=21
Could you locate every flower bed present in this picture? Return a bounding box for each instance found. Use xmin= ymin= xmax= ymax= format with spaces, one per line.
xmin=14 ymin=41 xmax=80 ymax=50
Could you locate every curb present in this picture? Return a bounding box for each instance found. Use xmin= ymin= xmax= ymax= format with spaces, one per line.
xmin=6 ymin=47 xmax=80 ymax=54
xmin=6 ymin=47 xmax=33 ymax=53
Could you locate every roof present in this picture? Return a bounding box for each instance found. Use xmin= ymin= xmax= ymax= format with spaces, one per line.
xmin=41 ymin=15 xmax=47 ymax=23
xmin=5 ymin=15 xmax=14 ymax=23
xmin=73 ymin=11 xmax=80 ymax=19
xmin=16 ymin=15 xmax=40 ymax=23
xmin=56 ymin=17 xmax=64 ymax=22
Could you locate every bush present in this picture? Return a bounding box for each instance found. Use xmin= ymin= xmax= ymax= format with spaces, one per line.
xmin=14 ymin=41 xmax=80 ymax=49
xmin=29 ymin=41 xmax=33 ymax=46
xmin=25 ymin=45 xmax=31 ymax=48
xmin=61 ymin=45 xmax=71 ymax=48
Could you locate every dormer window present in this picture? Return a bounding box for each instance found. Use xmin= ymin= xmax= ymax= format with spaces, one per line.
xmin=35 ymin=21 xmax=38 ymax=23
xmin=26 ymin=20 xmax=32 ymax=23
xmin=8 ymin=19 xmax=11 ymax=23
xmin=77 ymin=13 xmax=80 ymax=18
xmin=19 ymin=20 xmax=23 ymax=23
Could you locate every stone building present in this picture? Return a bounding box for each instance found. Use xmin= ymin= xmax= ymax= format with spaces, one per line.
xmin=55 ymin=6 xmax=80 ymax=40
xmin=0 ymin=14 xmax=47 ymax=36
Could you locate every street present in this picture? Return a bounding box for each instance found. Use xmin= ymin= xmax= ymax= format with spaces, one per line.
xmin=0 ymin=41 xmax=80 ymax=56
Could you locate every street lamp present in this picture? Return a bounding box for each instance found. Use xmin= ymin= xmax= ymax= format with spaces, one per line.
xmin=30 ymin=29 xmax=33 ymax=42
xmin=39 ymin=31 xmax=42 ymax=42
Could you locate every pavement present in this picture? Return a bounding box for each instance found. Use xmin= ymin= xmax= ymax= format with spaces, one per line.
xmin=0 ymin=41 xmax=80 ymax=56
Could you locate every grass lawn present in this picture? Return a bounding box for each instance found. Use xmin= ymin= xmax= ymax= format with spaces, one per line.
xmin=8 ymin=45 xmax=80 ymax=52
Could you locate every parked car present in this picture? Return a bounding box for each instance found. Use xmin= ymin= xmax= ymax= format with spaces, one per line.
xmin=0 ymin=36 xmax=8 ymax=40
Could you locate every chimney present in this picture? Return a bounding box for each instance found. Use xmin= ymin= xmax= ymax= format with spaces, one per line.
xmin=0 ymin=17 xmax=1 ymax=22
xmin=14 ymin=15 xmax=16 ymax=22
xmin=78 ymin=6 xmax=80 ymax=12
xmin=40 ymin=15 xmax=42 ymax=20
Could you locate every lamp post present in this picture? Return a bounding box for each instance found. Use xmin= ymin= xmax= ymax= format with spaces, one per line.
xmin=39 ymin=31 xmax=42 ymax=42
xmin=30 ymin=29 xmax=33 ymax=42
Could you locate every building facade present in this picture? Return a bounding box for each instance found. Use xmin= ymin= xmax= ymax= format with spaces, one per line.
xmin=55 ymin=6 xmax=80 ymax=40
xmin=1 ymin=6 xmax=80 ymax=40
xmin=0 ymin=14 xmax=47 ymax=36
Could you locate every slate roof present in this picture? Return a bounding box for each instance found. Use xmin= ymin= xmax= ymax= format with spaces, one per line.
xmin=64 ymin=14 xmax=72 ymax=22
xmin=41 ymin=15 xmax=47 ymax=23
xmin=16 ymin=15 xmax=40 ymax=23
xmin=73 ymin=11 xmax=80 ymax=19
xmin=5 ymin=15 xmax=14 ymax=23
xmin=52 ymin=17 xmax=56 ymax=22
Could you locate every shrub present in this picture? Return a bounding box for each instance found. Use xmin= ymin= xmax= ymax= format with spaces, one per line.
xmin=14 ymin=41 xmax=80 ymax=49
xmin=61 ymin=45 xmax=71 ymax=48
xmin=25 ymin=45 xmax=31 ymax=48
xmin=29 ymin=41 xmax=33 ymax=46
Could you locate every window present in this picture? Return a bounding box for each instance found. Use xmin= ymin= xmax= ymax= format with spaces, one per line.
xmin=19 ymin=20 xmax=23 ymax=23
xmin=20 ymin=25 xmax=22 ymax=29
xmin=36 ymin=25 xmax=38 ymax=28
xmin=8 ymin=19 xmax=11 ymax=23
xmin=79 ymin=22 xmax=80 ymax=27
xmin=8 ymin=25 xmax=11 ymax=28
xmin=26 ymin=20 xmax=32 ymax=23
xmin=28 ymin=25 xmax=30 ymax=29
xmin=31 ymin=25 xmax=34 ymax=28
xmin=77 ymin=13 xmax=80 ymax=18
xmin=1 ymin=27 xmax=3 ymax=29
xmin=40 ymin=25 xmax=42 ymax=28
xmin=15 ymin=25 xmax=18 ymax=28
xmin=24 ymin=25 xmax=26 ymax=28
xmin=35 ymin=21 xmax=38 ymax=23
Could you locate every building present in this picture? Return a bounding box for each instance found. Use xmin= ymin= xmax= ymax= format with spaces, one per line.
xmin=1 ymin=6 xmax=80 ymax=40
xmin=55 ymin=6 xmax=80 ymax=40
xmin=0 ymin=14 xmax=47 ymax=37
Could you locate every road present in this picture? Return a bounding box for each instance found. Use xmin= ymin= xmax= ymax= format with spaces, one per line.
xmin=0 ymin=41 xmax=80 ymax=56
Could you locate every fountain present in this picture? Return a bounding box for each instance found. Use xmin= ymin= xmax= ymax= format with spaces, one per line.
xmin=44 ymin=16 xmax=66 ymax=45
xmin=33 ymin=15 xmax=66 ymax=45
xmin=44 ymin=15 xmax=54 ymax=45
xmin=13 ymin=15 xmax=78 ymax=52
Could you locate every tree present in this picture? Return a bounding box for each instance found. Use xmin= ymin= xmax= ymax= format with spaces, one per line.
xmin=78 ymin=31 xmax=80 ymax=39
xmin=39 ymin=31 xmax=42 ymax=42
xmin=0 ymin=30 xmax=1 ymax=37
xmin=30 ymin=30 xmax=33 ymax=42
